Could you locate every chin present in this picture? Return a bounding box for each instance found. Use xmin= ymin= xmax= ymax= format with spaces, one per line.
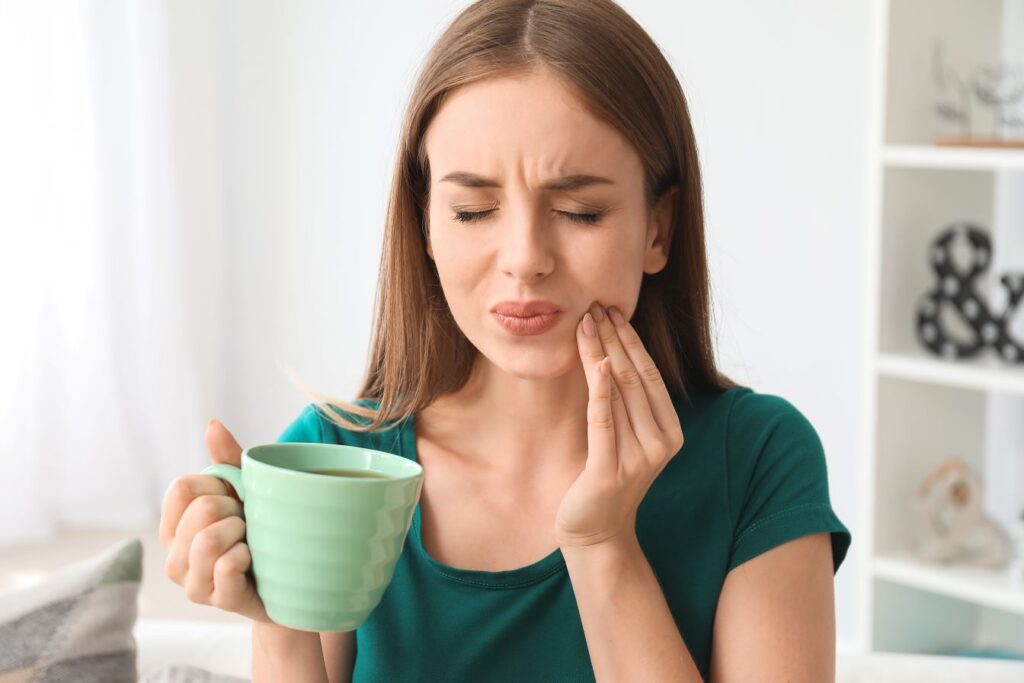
xmin=484 ymin=342 xmax=580 ymax=380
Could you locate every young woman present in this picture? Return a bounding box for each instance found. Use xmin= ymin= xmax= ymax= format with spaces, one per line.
xmin=160 ymin=0 xmax=851 ymax=680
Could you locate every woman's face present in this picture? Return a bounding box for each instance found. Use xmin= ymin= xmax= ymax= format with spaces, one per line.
xmin=422 ymin=66 xmax=676 ymax=380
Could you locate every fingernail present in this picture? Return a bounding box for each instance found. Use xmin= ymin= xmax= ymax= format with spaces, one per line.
xmin=582 ymin=313 xmax=596 ymax=337
xmin=608 ymin=307 xmax=625 ymax=326
xmin=208 ymin=418 xmax=218 ymax=427
xmin=590 ymin=304 xmax=605 ymax=322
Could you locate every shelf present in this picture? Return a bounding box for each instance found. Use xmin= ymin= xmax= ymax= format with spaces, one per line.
xmin=874 ymin=553 xmax=1024 ymax=616
xmin=883 ymin=145 xmax=1024 ymax=172
xmin=877 ymin=352 xmax=1024 ymax=395
xmin=865 ymin=0 xmax=1024 ymax=658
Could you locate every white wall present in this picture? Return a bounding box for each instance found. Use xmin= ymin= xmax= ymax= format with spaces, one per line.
xmin=180 ymin=0 xmax=870 ymax=646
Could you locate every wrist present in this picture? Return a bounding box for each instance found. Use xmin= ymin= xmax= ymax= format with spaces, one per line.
xmin=251 ymin=620 xmax=329 ymax=683
xmin=252 ymin=619 xmax=322 ymax=643
xmin=561 ymin=532 xmax=642 ymax=572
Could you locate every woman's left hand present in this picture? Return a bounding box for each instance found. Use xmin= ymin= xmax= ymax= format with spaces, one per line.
xmin=555 ymin=302 xmax=686 ymax=550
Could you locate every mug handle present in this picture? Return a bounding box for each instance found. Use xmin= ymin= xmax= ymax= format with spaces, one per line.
xmin=200 ymin=464 xmax=246 ymax=502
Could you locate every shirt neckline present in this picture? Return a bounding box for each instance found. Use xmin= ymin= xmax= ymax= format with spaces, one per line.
xmin=398 ymin=410 xmax=568 ymax=589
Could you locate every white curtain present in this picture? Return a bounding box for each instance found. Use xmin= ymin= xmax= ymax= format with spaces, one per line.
xmin=0 ymin=0 xmax=227 ymax=546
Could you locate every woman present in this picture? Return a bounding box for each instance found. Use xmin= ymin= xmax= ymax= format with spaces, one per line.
xmin=160 ymin=0 xmax=852 ymax=680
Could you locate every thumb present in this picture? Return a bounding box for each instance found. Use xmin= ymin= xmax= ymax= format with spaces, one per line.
xmin=206 ymin=418 xmax=243 ymax=466
xmin=206 ymin=418 xmax=244 ymax=501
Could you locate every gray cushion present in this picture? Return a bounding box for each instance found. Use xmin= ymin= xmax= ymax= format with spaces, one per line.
xmin=0 ymin=537 xmax=142 ymax=682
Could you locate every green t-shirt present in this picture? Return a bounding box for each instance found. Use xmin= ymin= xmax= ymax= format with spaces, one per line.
xmin=275 ymin=384 xmax=851 ymax=682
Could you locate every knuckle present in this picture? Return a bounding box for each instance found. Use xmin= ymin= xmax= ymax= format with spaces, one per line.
xmin=164 ymin=553 xmax=183 ymax=584
xmin=215 ymin=551 xmax=243 ymax=578
xmin=641 ymin=364 xmax=664 ymax=384
xmin=642 ymin=438 xmax=668 ymax=461
xmin=621 ymin=333 xmax=643 ymax=350
xmin=183 ymin=577 xmax=208 ymax=604
xmin=170 ymin=476 xmax=194 ymax=500
xmin=200 ymin=473 xmax=232 ymax=498
xmin=192 ymin=528 xmax=220 ymax=558
xmin=193 ymin=495 xmax=223 ymax=527
xmin=615 ymin=365 xmax=642 ymax=388
xmin=668 ymin=427 xmax=685 ymax=452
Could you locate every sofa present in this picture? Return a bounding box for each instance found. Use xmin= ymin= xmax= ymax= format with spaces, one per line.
xmin=133 ymin=616 xmax=1024 ymax=682
xmin=5 ymin=535 xmax=1024 ymax=682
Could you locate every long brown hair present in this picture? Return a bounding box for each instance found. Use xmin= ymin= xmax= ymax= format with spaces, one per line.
xmin=289 ymin=0 xmax=738 ymax=433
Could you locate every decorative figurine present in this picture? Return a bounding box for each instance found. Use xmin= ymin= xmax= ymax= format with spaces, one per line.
xmin=915 ymin=222 xmax=1024 ymax=363
xmin=932 ymin=39 xmax=1024 ymax=144
xmin=912 ymin=457 xmax=1011 ymax=568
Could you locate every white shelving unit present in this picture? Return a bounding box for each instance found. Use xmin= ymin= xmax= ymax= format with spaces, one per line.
xmin=860 ymin=0 xmax=1024 ymax=658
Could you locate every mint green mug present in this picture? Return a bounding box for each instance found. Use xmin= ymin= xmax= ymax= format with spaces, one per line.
xmin=200 ymin=443 xmax=423 ymax=632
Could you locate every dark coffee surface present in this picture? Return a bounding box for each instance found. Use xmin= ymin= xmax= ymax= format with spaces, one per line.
xmin=303 ymin=467 xmax=392 ymax=479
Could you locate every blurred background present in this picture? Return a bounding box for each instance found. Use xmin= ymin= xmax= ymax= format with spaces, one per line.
xmin=1 ymin=0 xmax=1023 ymax=667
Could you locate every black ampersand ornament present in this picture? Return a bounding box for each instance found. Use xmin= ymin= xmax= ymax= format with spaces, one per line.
xmin=916 ymin=222 xmax=1024 ymax=363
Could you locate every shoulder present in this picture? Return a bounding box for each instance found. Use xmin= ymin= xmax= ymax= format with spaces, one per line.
xmin=275 ymin=398 xmax=407 ymax=455
xmin=722 ymin=386 xmax=829 ymax=501
xmin=275 ymin=403 xmax=326 ymax=444
xmin=724 ymin=386 xmax=821 ymax=453
xmin=673 ymin=385 xmax=821 ymax=470
xmin=717 ymin=385 xmax=851 ymax=573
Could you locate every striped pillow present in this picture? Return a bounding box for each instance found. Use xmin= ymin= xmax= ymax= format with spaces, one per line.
xmin=0 ymin=537 xmax=142 ymax=683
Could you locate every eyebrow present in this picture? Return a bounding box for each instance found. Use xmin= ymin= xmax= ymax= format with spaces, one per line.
xmin=438 ymin=171 xmax=614 ymax=192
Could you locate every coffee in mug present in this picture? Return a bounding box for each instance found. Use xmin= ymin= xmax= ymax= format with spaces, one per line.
xmin=303 ymin=467 xmax=393 ymax=479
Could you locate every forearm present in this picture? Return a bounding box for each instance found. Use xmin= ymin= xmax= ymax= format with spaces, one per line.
xmin=252 ymin=621 xmax=330 ymax=683
xmin=562 ymin=534 xmax=703 ymax=683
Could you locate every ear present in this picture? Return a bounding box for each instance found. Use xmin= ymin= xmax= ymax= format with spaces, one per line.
xmin=643 ymin=184 xmax=679 ymax=275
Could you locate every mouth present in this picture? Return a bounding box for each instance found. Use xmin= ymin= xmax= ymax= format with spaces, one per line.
xmin=491 ymin=311 xmax=563 ymax=336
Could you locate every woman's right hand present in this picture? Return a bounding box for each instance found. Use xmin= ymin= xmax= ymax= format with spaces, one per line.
xmin=160 ymin=419 xmax=272 ymax=625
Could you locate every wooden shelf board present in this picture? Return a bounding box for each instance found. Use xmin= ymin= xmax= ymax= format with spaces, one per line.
xmin=882 ymin=145 xmax=1024 ymax=171
xmin=876 ymin=352 xmax=1024 ymax=395
xmin=874 ymin=553 xmax=1024 ymax=616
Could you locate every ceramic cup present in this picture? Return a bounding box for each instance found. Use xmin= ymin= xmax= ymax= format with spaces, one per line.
xmin=201 ymin=442 xmax=423 ymax=632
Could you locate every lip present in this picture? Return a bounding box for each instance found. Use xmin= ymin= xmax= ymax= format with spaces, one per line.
xmin=492 ymin=311 xmax=563 ymax=336
xmin=490 ymin=300 xmax=561 ymax=317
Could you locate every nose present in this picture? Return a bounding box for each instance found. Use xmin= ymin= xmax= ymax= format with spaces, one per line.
xmin=497 ymin=207 xmax=555 ymax=283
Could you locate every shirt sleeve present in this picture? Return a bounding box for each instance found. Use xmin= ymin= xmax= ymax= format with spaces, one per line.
xmin=724 ymin=388 xmax=851 ymax=574
xmin=275 ymin=403 xmax=326 ymax=444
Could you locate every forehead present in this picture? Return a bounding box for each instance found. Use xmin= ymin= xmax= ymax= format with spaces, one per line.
xmin=423 ymin=69 xmax=639 ymax=182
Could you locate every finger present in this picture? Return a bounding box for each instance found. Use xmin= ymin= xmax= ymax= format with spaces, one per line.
xmin=592 ymin=304 xmax=660 ymax=456
xmin=585 ymin=348 xmax=617 ymax=476
xmin=577 ymin=310 xmax=606 ymax=382
xmin=160 ymin=475 xmax=234 ymax=548
xmin=166 ymin=494 xmax=243 ymax=583
xmin=605 ymin=367 xmax=634 ymax=469
xmin=206 ymin=420 xmax=244 ymax=500
xmin=211 ymin=541 xmax=260 ymax=614
xmin=606 ymin=305 xmax=683 ymax=456
xmin=184 ymin=515 xmax=246 ymax=605
xmin=577 ymin=311 xmax=620 ymax=473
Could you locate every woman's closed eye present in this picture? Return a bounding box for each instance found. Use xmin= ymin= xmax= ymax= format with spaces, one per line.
xmin=452 ymin=209 xmax=604 ymax=225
